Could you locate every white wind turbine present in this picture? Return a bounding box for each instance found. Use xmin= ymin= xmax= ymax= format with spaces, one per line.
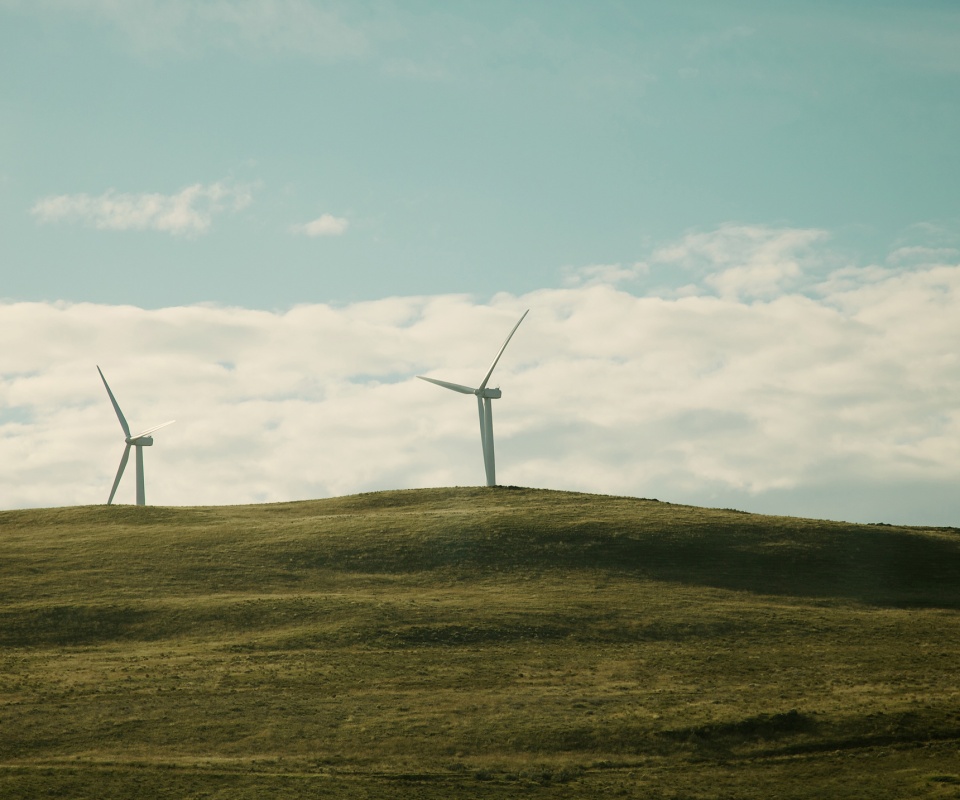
xmin=418 ymin=309 xmax=529 ymax=487
xmin=97 ymin=366 xmax=175 ymax=506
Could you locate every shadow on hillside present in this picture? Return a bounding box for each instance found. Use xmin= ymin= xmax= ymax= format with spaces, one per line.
xmin=560 ymin=522 xmax=960 ymax=609
xmin=290 ymin=517 xmax=960 ymax=609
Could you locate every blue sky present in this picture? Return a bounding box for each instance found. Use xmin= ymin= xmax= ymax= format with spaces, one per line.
xmin=2 ymin=1 xmax=959 ymax=524
xmin=4 ymin=0 xmax=958 ymax=306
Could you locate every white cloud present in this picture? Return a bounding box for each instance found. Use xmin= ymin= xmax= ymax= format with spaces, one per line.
xmin=650 ymin=224 xmax=830 ymax=300
xmin=2 ymin=231 xmax=959 ymax=526
xmin=887 ymin=245 xmax=959 ymax=265
xmin=562 ymin=262 xmax=647 ymax=288
xmin=30 ymin=182 xmax=253 ymax=235
xmin=290 ymin=214 xmax=349 ymax=237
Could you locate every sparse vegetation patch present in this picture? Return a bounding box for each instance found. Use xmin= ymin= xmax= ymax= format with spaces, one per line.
xmin=2 ymin=487 xmax=958 ymax=798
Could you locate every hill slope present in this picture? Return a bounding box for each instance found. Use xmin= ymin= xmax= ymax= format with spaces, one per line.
xmin=2 ymin=487 xmax=959 ymax=799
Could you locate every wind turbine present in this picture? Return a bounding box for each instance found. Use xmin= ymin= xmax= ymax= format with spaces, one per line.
xmin=418 ymin=309 xmax=528 ymax=487
xmin=97 ymin=366 xmax=175 ymax=506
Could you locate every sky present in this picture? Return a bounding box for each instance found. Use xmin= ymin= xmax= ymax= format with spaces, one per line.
xmin=2 ymin=1 xmax=959 ymax=525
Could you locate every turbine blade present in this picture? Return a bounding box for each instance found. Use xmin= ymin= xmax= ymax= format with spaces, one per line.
xmin=108 ymin=444 xmax=131 ymax=505
xmin=478 ymin=309 xmax=529 ymax=392
xmin=417 ymin=376 xmax=477 ymax=395
xmin=130 ymin=420 xmax=176 ymax=440
xmin=97 ymin=366 xmax=131 ymax=438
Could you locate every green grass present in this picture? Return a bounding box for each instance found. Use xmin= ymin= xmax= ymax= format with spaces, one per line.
xmin=2 ymin=487 xmax=959 ymax=798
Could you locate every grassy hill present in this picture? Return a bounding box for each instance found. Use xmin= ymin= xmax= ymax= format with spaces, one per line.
xmin=2 ymin=487 xmax=959 ymax=799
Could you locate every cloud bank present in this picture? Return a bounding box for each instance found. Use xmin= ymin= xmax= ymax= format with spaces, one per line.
xmin=30 ymin=182 xmax=253 ymax=235
xmin=2 ymin=227 xmax=958 ymax=525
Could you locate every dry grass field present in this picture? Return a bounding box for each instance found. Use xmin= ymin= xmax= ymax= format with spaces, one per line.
xmin=1 ymin=487 xmax=959 ymax=798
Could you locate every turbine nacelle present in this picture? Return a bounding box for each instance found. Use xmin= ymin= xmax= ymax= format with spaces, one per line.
xmin=123 ymin=420 xmax=175 ymax=448
xmin=477 ymin=387 xmax=501 ymax=399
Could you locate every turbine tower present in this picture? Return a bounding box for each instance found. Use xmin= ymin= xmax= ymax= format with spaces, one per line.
xmin=97 ymin=366 xmax=175 ymax=506
xmin=418 ymin=309 xmax=528 ymax=487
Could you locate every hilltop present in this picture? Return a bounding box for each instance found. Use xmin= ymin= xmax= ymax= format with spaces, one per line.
xmin=2 ymin=487 xmax=959 ymax=799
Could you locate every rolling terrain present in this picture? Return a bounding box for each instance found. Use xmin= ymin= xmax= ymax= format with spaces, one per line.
xmin=2 ymin=487 xmax=959 ymax=799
